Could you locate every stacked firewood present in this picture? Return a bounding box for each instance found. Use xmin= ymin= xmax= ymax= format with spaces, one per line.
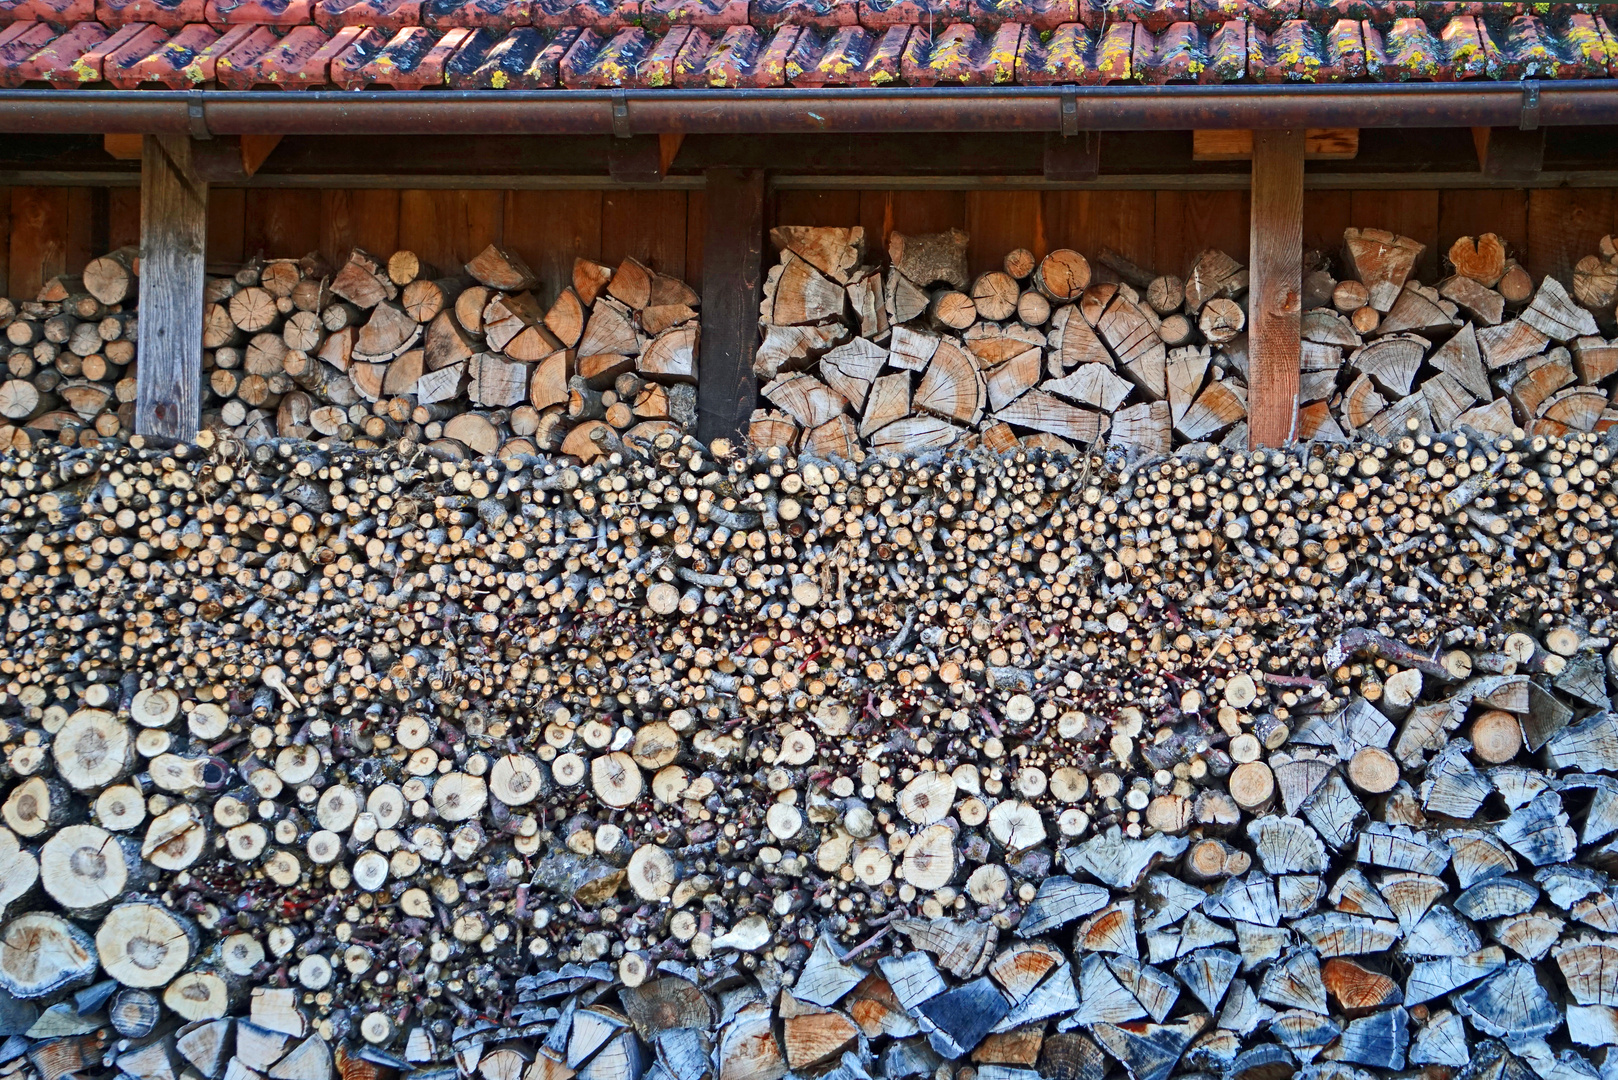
xmin=203 ymin=245 xmax=700 ymax=459
xmin=752 ymin=225 xmax=1618 ymax=460
xmin=0 ymin=417 xmax=1613 ymax=1080
xmin=0 ymin=247 xmax=140 ymax=451
xmin=1302 ymin=228 xmax=1618 ymax=443
xmin=752 ymin=226 xmax=1249 ymax=458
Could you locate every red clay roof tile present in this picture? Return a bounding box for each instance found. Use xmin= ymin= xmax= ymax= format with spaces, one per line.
xmin=14 ymin=19 xmax=111 ymax=83
xmin=0 ymin=1 xmax=1611 ymax=89
xmin=206 ymin=0 xmax=314 ymax=26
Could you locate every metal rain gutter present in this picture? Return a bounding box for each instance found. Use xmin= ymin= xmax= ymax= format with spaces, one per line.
xmin=0 ymin=80 xmax=1603 ymax=136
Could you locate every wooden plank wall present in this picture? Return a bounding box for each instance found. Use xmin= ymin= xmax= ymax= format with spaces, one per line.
xmin=0 ymin=187 xmax=709 ymax=303
xmin=0 ymin=185 xmax=1610 ymax=302
xmin=777 ymin=189 xmax=1612 ymax=289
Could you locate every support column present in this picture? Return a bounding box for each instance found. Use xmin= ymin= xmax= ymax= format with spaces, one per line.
xmin=135 ymin=134 xmax=208 ymax=444
xmin=1247 ymin=128 xmax=1304 ymax=449
xmin=697 ymin=168 xmax=765 ymax=445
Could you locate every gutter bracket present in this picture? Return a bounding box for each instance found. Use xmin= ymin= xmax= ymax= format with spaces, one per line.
xmin=1520 ymin=80 xmax=1540 ymax=131
xmin=1059 ymin=89 xmax=1079 ymax=138
xmin=611 ymin=89 xmax=632 ymax=139
xmin=187 ymin=90 xmax=211 ymax=140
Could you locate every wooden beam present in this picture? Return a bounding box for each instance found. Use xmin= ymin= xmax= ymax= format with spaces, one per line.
xmin=103 ymin=134 xmax=143 ymax=161
xmin=1247 ymin=128 xmax=1304 ymax=449
xmin=190 ymin=135 xmax=284 ymax=183
xmin=1043 ymin=132 xmax=1099 ymax=182
xmin=608 ymin=136 xmax=665 ymax=184
xmin=1471 ymin=126 xmax=1545 ymax=182
xmin=135 ymin=134 xmax=208 ymax=445
xmin=697 ymin=168 xmax=765 ymax=444
xmin=1194 ymin=128 xmax=1358 ymax=161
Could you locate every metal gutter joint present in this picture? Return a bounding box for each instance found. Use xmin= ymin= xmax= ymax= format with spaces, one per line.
xmin=187 ymin=90 xmax=212 ymax=139
xmin=611 ymin=89 xmax=632 ymax=138
xmin=1521 ymin=81 xmax=1541 ymax=130
xmin=1059 ymin=90 xmax=1078 ymax=138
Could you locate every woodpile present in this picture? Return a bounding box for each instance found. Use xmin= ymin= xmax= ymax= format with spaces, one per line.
xmin=1299 ymin=227 xmax=1618 ymax=444
xmin=0 ymin=411 xmax=1614 ymax=1080
xmin=753 ymin=226 xmax=1238 ymax=459
xmin=753 ymin=225 xmax=1618 ymax=461
xmin=202 ymin=245 xmax=699 ymax=459
xmin=0 ymin=246 xmax=140 ymax=451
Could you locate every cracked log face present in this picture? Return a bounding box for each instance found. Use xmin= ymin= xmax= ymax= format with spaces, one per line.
xmin=0 ymin=423 xmax=1615 ymax=1080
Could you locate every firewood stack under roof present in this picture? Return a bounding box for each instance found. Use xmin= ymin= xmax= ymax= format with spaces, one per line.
xmin=0 ymin=408 xmax=1613 ymax=1080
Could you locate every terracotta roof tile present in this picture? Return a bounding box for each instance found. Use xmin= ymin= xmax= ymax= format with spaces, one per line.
xmin=1247 ymin=16 xmax=1363 ymax=79
xmin=339 ymin=21 xmax=463 ymax=84
xmin=0 ymin=0 xmax=94 ymax=24
xmin=860 ymin=0 xmax=967 ymax=33
xmin=12 ymin=19 xmax=110 ymax=82
xmin=900 ymin=20 xmax=1019 ymax=84
xmin=640 ymin=0 xmax=746 ymax=33
xmin=967 ymin=0 xmax=1074 ymax=32
xmin=326 ymin=21 xmax=385 ymax=79
xmin=213 ymin=22 xmax=281 ymax=83
xmin=557 ymin=24 xmax=651 ymax=85
xmin=750 ymin=0 xmax=857 ymax=33
xmin=0 ymin=0 xmax=1612 ymax=88
xmin=689 ymin=22 xmax=759 ymax=82
xmin=1014 ymin=19 xmax=1131 ymax=81
xmin=452 ymin=25 xmax=566 ymax=84
xmin=314 ymin=0 xmax=421 ymax=33
xmin=97 ymin=0 xmax=204 ymax=27
xmin=529 ymin=0 xmax=635 ymax=31
xmin=422 ymin=0 xmax=528 ymax=31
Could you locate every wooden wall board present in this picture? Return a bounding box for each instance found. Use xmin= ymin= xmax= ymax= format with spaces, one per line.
xmin=773 ymin=190 xmax=862 ymax=230
xmin=1042 ymin=190 xmax=1155 ymax=270
xmin=398 ymin=189 xmax=503 ymax=271
xmin=244 ymin=189 xmax=321 ymax=260
xmin=10 ymin=187 xmax=68 ymax=300
xmin=1154 ymin=190 xmax=1249 ymax=278
xmin=109 ymin=187 xmax=141 ymax=251
xmin=965 ymin=191 xmax=1044 ymax=277
xmin=1303 ymin=191 xmax=1352 ymax=263
xmin=1526 ymin=188 xmax=1616 ymax=283
xmin=686 ymin=189 xmax=705 ymax=285
xmin=862 ymin=191 xmax=967 ymax=254
xmin=207 ymin=187 xmax=246 ymax=267
xmin=504 ymin=189 xmax=602 ymax=306
xmin=602 ymin=189 xmax=688 ymax=280
xmin=0 ymin=188 xmax=11 ymax=298
xmin=321 ymin=189 xmax=401 ymax=265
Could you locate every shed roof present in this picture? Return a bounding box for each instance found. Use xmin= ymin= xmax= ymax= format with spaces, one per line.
xmin=0 ymin=2 xmax=1613 ymax=90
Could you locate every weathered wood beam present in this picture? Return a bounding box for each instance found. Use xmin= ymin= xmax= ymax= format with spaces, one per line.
xmin=1247 ymin=128 xmax=1304 ymax=449
xmin=1043 ymin=132 xmax=1099 ymax=182
xmin=697 ymin=168 xmax=765 ymax=443
xmin=1471 ymin=126 xmax=1545 ymax=182
xmin=135 ymin=134 xmax=208 ymax=444
xmin=1194 ymin=128 xmax=1359 ymax=161
xmin=608 ymin=136 xmax=665 ymax=184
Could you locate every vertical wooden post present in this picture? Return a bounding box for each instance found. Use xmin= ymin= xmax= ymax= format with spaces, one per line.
xmin=135 ymin=134 xmax=208 ymax=444
xmin=1247 ymin=128 xmax=1304 ymax=449
xmin=697 ymin=168 xmax=765 ymax=445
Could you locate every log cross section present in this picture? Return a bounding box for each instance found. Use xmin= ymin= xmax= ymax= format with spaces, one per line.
xmin=1248 ymin=128 xmax=1305 ymax=448
xmin=135 ymin=134 xmax=208 ymax=444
